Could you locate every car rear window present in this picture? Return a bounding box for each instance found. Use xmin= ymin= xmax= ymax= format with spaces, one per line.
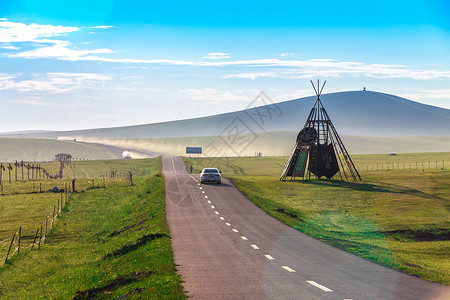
xmin=203 ymin=169 xmax=219 ymax=173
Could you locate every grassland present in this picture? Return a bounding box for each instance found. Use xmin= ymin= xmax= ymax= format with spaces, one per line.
xmin=185 ymin=153 xmax=450 ymax=284
xmin=0 ymin=138 xmax=126 ymax=161
xmin=0 ymin=158 xmax=186 ymax=299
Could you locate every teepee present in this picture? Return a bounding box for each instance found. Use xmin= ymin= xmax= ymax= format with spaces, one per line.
xmin=280 ymin=80 xmax=361 ymax=181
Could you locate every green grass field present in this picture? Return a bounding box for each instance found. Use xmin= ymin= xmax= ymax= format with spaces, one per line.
xmin=0 ymin=138 xmax=125 ymax=162
xmin=185 ymin=153 xmax=450 ymax=284
xmin=0 ymin=158 xmax=185 ymax=299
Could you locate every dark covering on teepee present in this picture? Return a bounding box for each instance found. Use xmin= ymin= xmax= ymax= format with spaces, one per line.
xmin=280 ymin=80 xmax=361 ymax=181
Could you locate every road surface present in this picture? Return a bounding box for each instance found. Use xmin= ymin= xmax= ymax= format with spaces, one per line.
xmin=163 ymin=156 xmax=449 ymax=299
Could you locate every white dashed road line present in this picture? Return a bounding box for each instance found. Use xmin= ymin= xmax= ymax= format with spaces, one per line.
xmin=265 ymin=255 xmax=274 ymax=260
xmin=211 ymin=205 xmax=215 ymax=208
xmin=241 ymin=236 xmax=248 ymax=240
xmin=307 ymin=281 xmax=333 ymax=292
xmin=202 ymin=191 xmax=205 ymax=194
xmin=251 ymin=244 xmax=259 ymax=250
xmin=225 ymin=223 xmax=231 ymax=226
xmin=207 ymin=200 xmax=211 ymax=203
xmin=220 ymin=217 xmax=225 ymax=220
xmin=204 ymin=195 xmax=208 ymax=198
xmin=232 ymin=229 xmax=239 ymax=232
xmin=282 ymin=266 xmax=296 ymax=273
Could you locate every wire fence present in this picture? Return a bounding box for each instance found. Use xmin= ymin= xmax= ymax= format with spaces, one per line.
xmin=356 ymin=160 xmax=449 ymax=172
xmin=0 ymin=170 xmax=134 ymax=266
xmin=1 ymin=187 xmax=70 ymax=265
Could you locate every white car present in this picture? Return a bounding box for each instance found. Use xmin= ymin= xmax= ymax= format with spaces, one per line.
xmin=200 ymin=168 xmax=222 ymax=184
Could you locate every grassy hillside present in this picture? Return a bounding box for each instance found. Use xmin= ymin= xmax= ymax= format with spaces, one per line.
xmin=0 ymin=158 xmax=185 ymax=299
xmin=75 ymin=133 xmax=450 ymax=157
xmin=185 ymin=154 xmax=450 ymax=284
xmin=0 ymin=138 xmax=128 ymax=161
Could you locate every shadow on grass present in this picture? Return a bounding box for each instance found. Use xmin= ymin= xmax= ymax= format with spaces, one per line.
xmin=73 ymin=271 xmax=153 ymax=299
xmin=300 ymin=180 xmax=446 ymax=201
xmin=104 ymin=233 xmax=168 ymax=259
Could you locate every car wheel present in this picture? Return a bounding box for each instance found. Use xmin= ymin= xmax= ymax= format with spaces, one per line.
xmin=218 ymin=180 xmax=221 ymax=184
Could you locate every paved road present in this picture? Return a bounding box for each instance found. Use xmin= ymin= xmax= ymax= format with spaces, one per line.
xmin=163 ymin=156 xmax=449 ymax=299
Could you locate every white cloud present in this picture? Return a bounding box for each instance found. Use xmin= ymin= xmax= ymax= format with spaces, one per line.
xmin=90 ymin=25 xmax=113 ymax=29
xmin=179 ymin=88 xmax=260 ymax=102
xmin=222 ymin=72 xmax=280 ymax=80
xmin=9 ymin=99 xmax=49 ymax=106
xmin=2 ymin=20 xmax=450 ymax=82
xmin=202 ymin=52 xmax=231 ymax=59
xmin=280 ymin=52 xmax=295 ymax=57
xmin=179 ymin=88 xmax=315 ymax=104
xmin=11 ymin=39 xmax=113 ymax=61
xmin=0 ymin=20 xmax=79 ymax=43
xmin=0 ymin=72 xmax=111 ymax=94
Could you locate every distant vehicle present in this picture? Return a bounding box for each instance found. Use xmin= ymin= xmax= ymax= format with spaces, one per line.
xmin=200 ymin=168 xmax=221 ymax=184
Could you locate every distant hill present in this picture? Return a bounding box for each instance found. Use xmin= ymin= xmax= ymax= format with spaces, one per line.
xmin=0 ymin=138 xmax=157 ymax=162
xmin=1 ymin=90 xmax=448 ymax=140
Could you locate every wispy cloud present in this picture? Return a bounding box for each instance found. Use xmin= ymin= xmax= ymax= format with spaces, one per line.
xmin=90 ymin=25 xmax=114 ymax=29
xmin=2 ymin=20 xmax=450 ymax=82
xmin=0 ymin=72 xmax=111 ymax=93
xmin=202 ymin=52 xmax=230 ymax=59
xmin=0 ymin=19 xmax=79 ymax=43
xmin=179 ymin=88 xmax=260 ymax=102
xmin=9 ymin=99 xmax=49 ymax=106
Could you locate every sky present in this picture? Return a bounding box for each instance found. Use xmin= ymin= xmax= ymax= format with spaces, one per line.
xmin=0 ymin=0 xmax=449 ymax=132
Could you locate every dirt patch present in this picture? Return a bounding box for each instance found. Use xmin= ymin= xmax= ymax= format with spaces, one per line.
xmin=72 ymin=271 xmax=153 ymax=299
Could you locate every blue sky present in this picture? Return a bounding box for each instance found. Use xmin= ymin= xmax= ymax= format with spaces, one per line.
xmin=0 ymin=0 xmax=449 ymax=132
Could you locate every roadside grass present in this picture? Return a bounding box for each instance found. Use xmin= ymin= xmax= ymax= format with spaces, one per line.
xmin=0 ymin=157 xmax=185 ymax=299
xmin=185 ymin=154 xmax=450 ymax=284
xmin=68 ymin=158 xmax=161 ymax=178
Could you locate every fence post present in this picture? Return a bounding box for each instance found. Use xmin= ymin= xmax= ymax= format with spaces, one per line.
xmin=129 ymin=172 xmax=133 ymax=186
xmin=45 ymin=218 xmax=48 ymax=243
xmin=53 ymin=205 xmax=56 ymax=220
xmin=38 ymin=226 xmax=42 ymax=250
xmin=5 ymin=233 xmax=16 ymax=263
xmin=17 ymin=226 xmax=22 ymax=254
xmin=58 ymin=195 xmax=60 ymax=212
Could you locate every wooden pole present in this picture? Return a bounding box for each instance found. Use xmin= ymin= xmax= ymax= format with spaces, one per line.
xmin=45 ymin=218 xmax=48 ymax=243
xmin=17 ymin=226 xmax=21 ymax=254
xmin=38 ymin=226 xmax=42 ymax=249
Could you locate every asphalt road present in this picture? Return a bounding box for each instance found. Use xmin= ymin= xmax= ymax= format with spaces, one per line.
xmin=163 ymin=156 xmax=449 ymax=300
